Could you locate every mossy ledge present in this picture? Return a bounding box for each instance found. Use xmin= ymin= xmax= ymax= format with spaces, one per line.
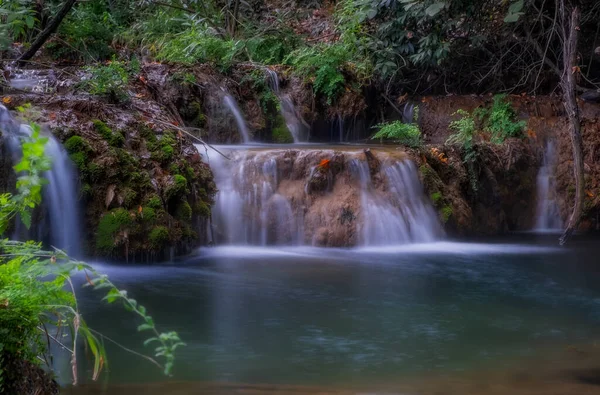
xmin=58 ymin=112 xmax=216 ymax=262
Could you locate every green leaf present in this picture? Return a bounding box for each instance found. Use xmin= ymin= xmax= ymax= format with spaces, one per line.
xmin=503 ymin=12 xmax=523 ymax=23
xmin=425 ymin=2 xmax=445 ymax=17
xmin=137 ymin=323 xmax=154 ymax=332
xmin=508 ymin=0 xmax=524 ymax=14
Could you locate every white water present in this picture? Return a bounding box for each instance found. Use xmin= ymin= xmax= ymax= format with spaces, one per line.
xmin=265 ymin=69 xmax=308 ymax=143
xmin=349 ymin=158 xmax=442 ymax=245
xmin=223 ymin=94 xmax=251 ymax=143
xmin=204 ymin=145 xmax=441 ymax=247
xmin=1 ymin=105 xmax=81 ymax=256
xmin=535 ymin=141 xmax=563 ymax=232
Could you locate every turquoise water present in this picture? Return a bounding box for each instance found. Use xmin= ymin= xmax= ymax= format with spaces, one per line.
xmin=65 ymin=237 xmax=600 ymax=392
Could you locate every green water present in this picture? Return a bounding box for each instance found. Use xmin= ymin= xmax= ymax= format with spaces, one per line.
xmin=64 ymin=237 xmax=600 ymax=392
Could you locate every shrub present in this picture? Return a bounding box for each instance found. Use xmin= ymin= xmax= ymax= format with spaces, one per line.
xmin=371 ymin=120 xmax=421 ymax=147
xmin=146 ymin=195 xmax=163 ymax=209
xmin=165 ymin=175 xmax=188 ymax=201
xmin=81 ymin=60 xmax=129 ymax=102
xmin=446 ymin=110 xmax=479 ymax=191
xmin=481 ymin=94 xmax=526 ymax=143
xmin=193 ymin=200 xmax=211 ymax=217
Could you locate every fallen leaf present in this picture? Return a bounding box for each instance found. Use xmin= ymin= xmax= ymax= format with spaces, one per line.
xmin=2 ymin=96 xmax=11 ymax=104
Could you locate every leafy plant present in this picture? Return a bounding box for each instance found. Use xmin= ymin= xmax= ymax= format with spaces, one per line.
xmin=372 ymin=107 xmax=421 ymax=147
xmin=286 ymin=42 xmax=371 ymax=104
xmin=480 ymin=94 xmax=526 ymax=143
xmin=0 ymin=120 xmax=183 ymax=392
xmin=446 ymin=109 xmax=479 ymax=191
xmin=80 ymin=59 xmax=130 ymax=102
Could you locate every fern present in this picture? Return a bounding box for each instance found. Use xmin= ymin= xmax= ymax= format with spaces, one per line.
xmin=371 ymin=120 xmax=421 ymax=147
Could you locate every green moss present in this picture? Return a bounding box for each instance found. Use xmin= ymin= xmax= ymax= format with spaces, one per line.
xmin=430 ymin=192 xmax=442 ymax=206
xmin=93 ymin=119 xmax=113 ymax=140
xmin=122 ymin=188 xmax=138 ymax=208
xmin=80 ymin=183 xmax=93 ymax=199
xmin=93 ymin=119 xmax=124 ymax=147
xmin=149 ymin=226 xmax=170 ymax=249
xmin=165 ymin=175 xmax=188 ymax=201
xmin=440 ymin=205 xmax=453 ymax=223
xmin=193 ymin=200 xmax=211 ymax=217
xmin=96 ymin=208 xmax=133 ymax=254
xmin=176 ymin=201 xmax=192 ymax=221
xmin=64 ymin=136 xmax=89 ymax=154
xmin=87 ymin=162 xmax=102 ymax=181
xmin=146 ymin=195 xmax=163 ymax=209
xmin=140 ymin=124 xmax=157 ymax=143
xmin=140 ymin=206 xmax=156 ymax=223
xmin=69 ymin=152 xmax=88 ymax=172
xmin=162 ymin=144 xmax=174 ymax=161
xmin=272 ymin=114 xmax=293 ymax=143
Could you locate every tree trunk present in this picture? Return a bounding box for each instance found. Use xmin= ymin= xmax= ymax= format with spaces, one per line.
xmin=17 ymin=0 xmax=77 ymax=65
xmin=559 ymin=2 xmax=583 ymax=245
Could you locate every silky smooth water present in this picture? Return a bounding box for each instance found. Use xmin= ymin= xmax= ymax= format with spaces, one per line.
xmin=64 ymin=237 xmax=600 ymax=393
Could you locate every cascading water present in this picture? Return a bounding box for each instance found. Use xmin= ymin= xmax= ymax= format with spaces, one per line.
xmin=349 ymin=159 xmax=441 ymax=245
xmin=207 ymin=149 xmax=302 ymax=245
xmin=535 ymin=141 xmax=563 ymax=231
xmin=265 ymin=69 xmax=308 ymax=143
xmin=223 ymin=94 xmax=251 ymax=143
xmin=0 ymin=105 xmax=82 ymax=256
xmin=203 ymin=145 xmax=441 ymax=247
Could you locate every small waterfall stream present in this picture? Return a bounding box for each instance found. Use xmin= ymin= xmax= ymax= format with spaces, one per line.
xmin=0 ymin=105 xmax=81 ymax=255
xmin=349 ymin=159 xmax=441 ymax=245
xmin=204 ymin=146 xmax=441 ymax=247
xmin=535 ymin=141 xmax=563 ymax=232
xmin=265 ymin=69 xmax=308 ymax=143
xmin=223 ymin=94 xmax=251 ymax=143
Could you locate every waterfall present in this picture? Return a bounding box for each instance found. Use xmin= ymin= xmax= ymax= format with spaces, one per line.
xmin=203 ymin=145 xmax=441 ymax=247
xmin=207 ymin=149 xmax=302 ymax=245
xmin=349 ymin=159 xmax=441 ymax=245
xmin=0 ymin=105 xmax=82 ymax=256
xmin=223 ymin=94 xmax=251 ymax=143
xmin=535 ymin=141 xmax=563 ymax=231
xmin=265 ymin=69 xmax=308 ymax=143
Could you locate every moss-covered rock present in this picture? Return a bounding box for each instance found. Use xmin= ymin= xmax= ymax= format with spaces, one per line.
xmin=96 ymin=208 xmax=134 ymax=254
xmin=272 ymin=113 xmax=294 ymax=143
xmin=149 ymin=226 xmax=170 ymax=250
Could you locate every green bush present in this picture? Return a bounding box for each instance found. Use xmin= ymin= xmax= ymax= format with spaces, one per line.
xmin=481 ymin=94 xmax=526 ymax=143
xmin=51 ymin=2 xmax=117 ymax=61
xmin=446 ymin=109 xmax=479 ymax=192
xmin=371 ymin=120 xmax=421 ymax=148
xmin=81 ymin=60 xmax=129 ymax=102
xmin=193 ymin=200 xmax=211 ymax=217
xmin=165 ymin=175 xmax=188 ymax=201
xmin=92 ymin=119 xmax=125 ymax=147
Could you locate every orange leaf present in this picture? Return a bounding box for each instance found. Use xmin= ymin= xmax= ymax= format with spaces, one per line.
xmin=2 ymin=96 xmax=12 ymax=104
xmin=318 ymin=159 xmax=330 ymax=169
xmin=586 ymin=190 xmax=594 ymax=198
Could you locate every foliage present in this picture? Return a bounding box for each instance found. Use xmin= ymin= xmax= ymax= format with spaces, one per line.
xmin=50 ymin=1 xmax=118 ymax=61
xmin=479 ymin=94 xmax=526 ymax=143
xmin=0 ymin=1 xmax=36 ymax=49
xmin=0 ymin=125 xmax=182 ymax=392
xmin=148 ymin=226 xmax=169 ymax=249
xmin=446 ymin=109 xmax=479 ymax=191
xmin=440 ymin=205 xmax=453 ymax=223
xmin=92 ymin=119 xmax=125 ymax=147
xmin=96 ymin=208 xmax=133 ymax=254
xmin=371 ymin=120 xmax=421 ymax=148
xmin=430 ymin=191 xmax=442 ymax=205
xmin=285 ymin=42 xmax=369 ymax=104
xmin=80 ymin=60 xmax=130 ymax=103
